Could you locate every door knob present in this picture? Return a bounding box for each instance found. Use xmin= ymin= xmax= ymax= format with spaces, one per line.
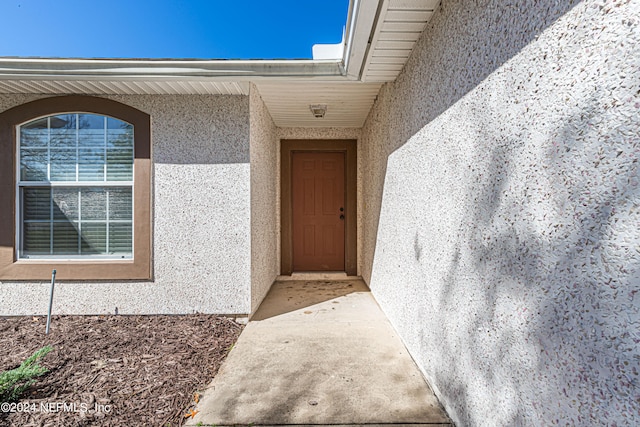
xmin=340 ymin=214 xmax=345 ymax=220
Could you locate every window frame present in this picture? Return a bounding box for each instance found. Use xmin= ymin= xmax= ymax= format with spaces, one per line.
xmin=0 ymin=96 xmax=152 ymax=280
xmin=17 ymin=113 xmax=135 ymax=260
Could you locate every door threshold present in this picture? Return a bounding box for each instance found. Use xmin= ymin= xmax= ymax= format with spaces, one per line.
xmin=277 ymin=272 xmax=361 ymax=281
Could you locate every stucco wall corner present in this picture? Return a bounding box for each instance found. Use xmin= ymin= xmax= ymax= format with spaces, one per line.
xmin=249 ymin=84 xmax=279 ymax=314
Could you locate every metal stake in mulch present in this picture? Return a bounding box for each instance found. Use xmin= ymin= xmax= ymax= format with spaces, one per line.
xmin=45 ymin=269 xmax=56 ymax=335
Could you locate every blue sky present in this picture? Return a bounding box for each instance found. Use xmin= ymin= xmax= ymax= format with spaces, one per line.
xmin=0 ymin=0 xmax=349 ymax=59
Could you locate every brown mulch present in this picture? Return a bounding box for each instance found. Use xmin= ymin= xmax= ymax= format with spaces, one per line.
xmin=0 ymin=314 xmax=243 ymax=427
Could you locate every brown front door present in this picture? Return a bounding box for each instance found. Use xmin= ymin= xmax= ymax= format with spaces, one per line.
xmin=292 ymin=152 xmax=345 ymax=271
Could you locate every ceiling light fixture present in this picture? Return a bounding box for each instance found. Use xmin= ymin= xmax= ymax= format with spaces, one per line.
xmin=309 ymin=104 xmax=327 ymax=118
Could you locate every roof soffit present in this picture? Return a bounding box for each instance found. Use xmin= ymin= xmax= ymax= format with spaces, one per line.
xmin=0 ymin=1 xmax=440 ymax=128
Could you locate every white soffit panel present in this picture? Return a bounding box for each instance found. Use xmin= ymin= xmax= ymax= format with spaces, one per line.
xmin=256 ymin=81 xmax=382 ymax=128
xmin=362 ymin=0 xmax=440 ymax=82
xmin=0 ymin=79 xmax=250 ymax=95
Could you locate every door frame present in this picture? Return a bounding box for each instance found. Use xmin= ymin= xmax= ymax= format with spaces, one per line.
xmin=281 ymin=139 xmax=357 ymax=276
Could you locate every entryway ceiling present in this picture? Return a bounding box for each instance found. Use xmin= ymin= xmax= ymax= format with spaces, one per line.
xmin=255 ymin=81 xmax=382 ymax=128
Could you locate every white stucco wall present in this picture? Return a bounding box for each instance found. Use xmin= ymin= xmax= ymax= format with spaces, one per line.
xmin=276 ymin=128 xmax=361 ymax=141
xmin=0 ymin=94 xmax=252 ymax=315
xmin=249 ymin=85 xmax=279 ymax=313
xmin=361 ymin=0 xmax=640 ymax=425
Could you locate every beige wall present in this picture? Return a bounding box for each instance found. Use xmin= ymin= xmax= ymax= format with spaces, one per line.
xmin=0 ymin=94 xmax=253 ymax=315
xmin=360 ymin=0 xmax=640 ymax=425
xmin=0 ymin=93 xmax=364 ymax=315
xmin=249 ymin=85 xmax=279 ymax=314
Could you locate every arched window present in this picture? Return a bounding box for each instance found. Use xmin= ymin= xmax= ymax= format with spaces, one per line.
xmin=18 ymin=113 xmax=134 ymax=258
xmin=0 ymin=96 xmax=151 ymax=280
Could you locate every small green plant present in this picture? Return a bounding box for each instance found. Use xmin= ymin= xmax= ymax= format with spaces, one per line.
xmin=0 ymin=346 xmax=52 ymax=403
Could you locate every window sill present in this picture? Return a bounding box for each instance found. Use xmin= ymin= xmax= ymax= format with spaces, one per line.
xmin=0 ymin=256 xmax=150 ymax=281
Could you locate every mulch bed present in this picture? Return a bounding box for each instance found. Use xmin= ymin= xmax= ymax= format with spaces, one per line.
xmin=0 ymin=314 xmax=243 ymax=427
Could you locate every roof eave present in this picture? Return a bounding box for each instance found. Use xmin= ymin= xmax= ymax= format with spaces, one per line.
xmin=0 ymin=57 xmax=346 ymax=81
xmin=0 ymin=0 xmax=380 ymax=83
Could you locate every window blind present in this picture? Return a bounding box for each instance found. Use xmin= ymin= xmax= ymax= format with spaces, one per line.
xmin=18 ymin=113 xmax=134 ymax=258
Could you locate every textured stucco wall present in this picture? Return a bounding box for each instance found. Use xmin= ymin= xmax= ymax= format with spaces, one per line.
xmin=0 ymin=94 xmax=252 ymax=315
xmin=277 ymin=127 xmax=363 ymax=275
xmin=361 ymin=0 xmax=640 ymax=425
xmin=249 ymin=85 xmax=279 ymax=313
xmin=276 ymin=127 xmax=361 ymax=141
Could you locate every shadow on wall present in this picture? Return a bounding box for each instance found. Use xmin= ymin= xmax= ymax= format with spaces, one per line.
xmin=362 ymin=0 xmax=639 ymax=425
xmin=389 ymin=0 xmax=585 ymax=152
xmin=361 ymin=0 xmax=584 ymax=283
xmin=432 ymin=92 xmax=640 ymax=424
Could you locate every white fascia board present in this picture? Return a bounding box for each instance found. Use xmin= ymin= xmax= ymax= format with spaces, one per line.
xmin=0 ymin=0 xmax=382 ymax=84
xmin=343 ymin=0 xmax=380 ymax=80
xmin=0 ymin=58 xmax=345 ymax=82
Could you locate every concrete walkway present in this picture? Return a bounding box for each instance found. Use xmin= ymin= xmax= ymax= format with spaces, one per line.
xmin=188 ymin=279 xmax=451 ymax=426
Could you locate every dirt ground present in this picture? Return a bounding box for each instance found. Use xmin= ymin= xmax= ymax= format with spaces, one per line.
xmin=0 ymin=314 xmax=243 ymax=427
